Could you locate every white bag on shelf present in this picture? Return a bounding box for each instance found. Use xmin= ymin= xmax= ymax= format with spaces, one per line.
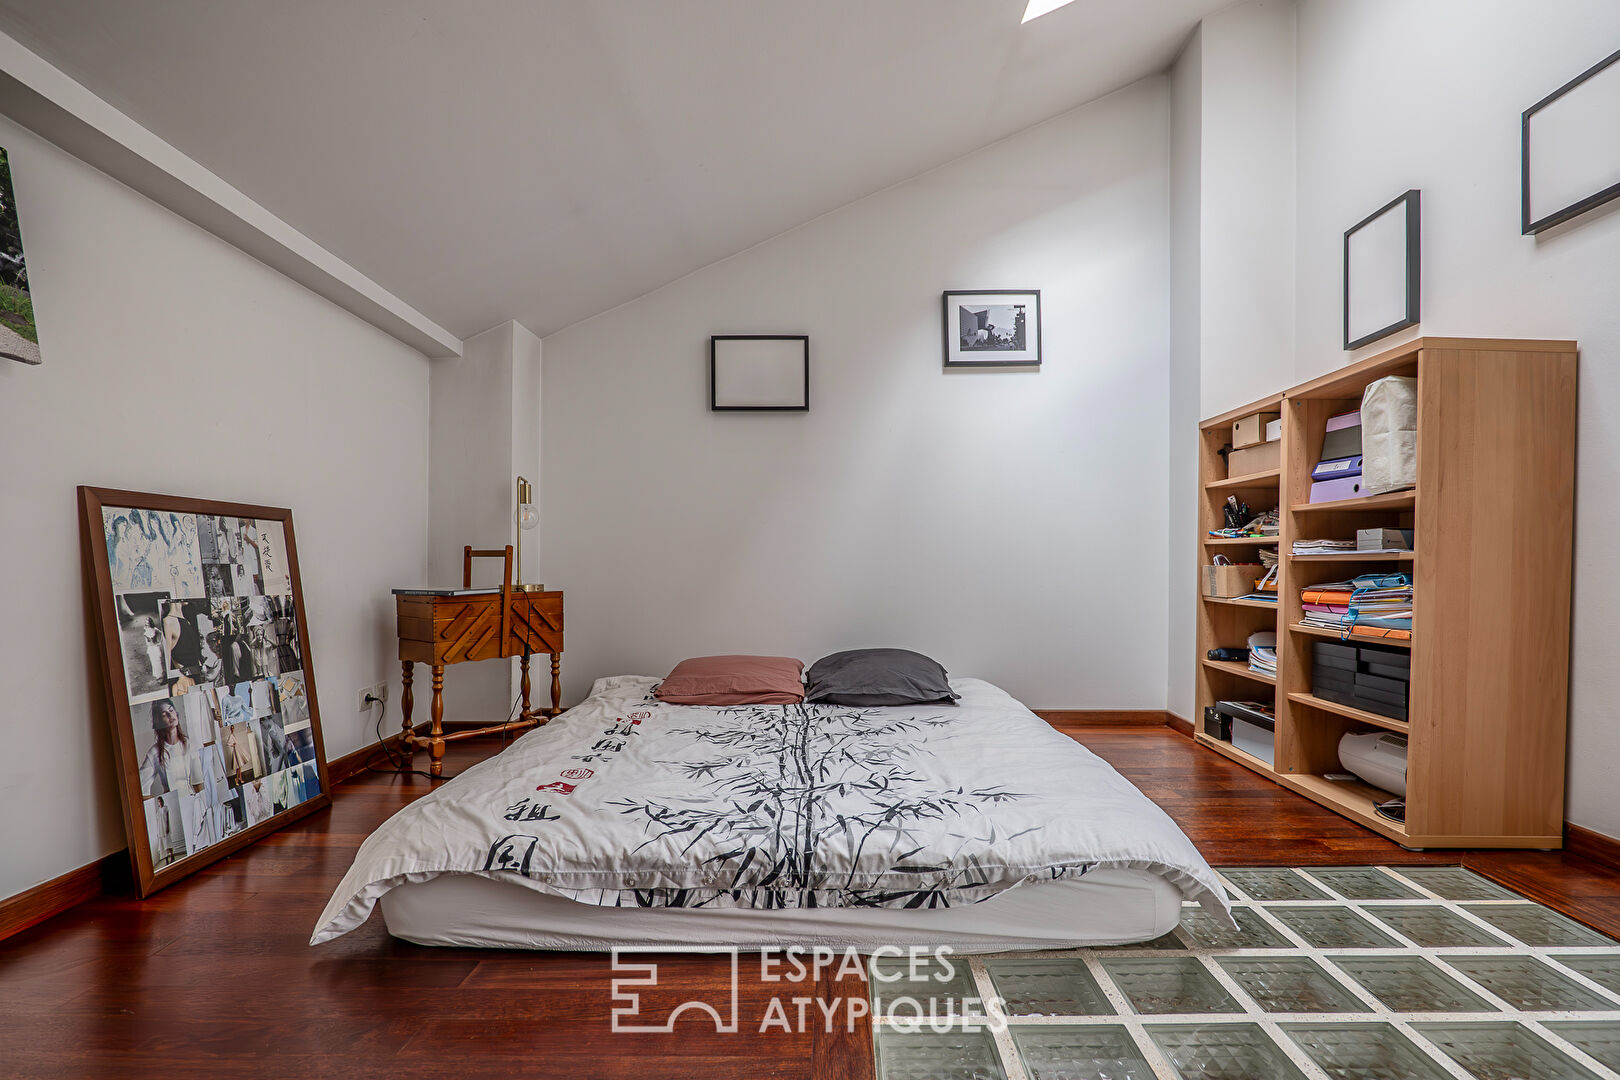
xmin=1361 ymin=375 xmax=1418 ymax=494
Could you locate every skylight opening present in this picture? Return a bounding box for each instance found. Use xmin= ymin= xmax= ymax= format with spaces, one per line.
xmin=1022 ymin=0 xmax=1079 ymax=23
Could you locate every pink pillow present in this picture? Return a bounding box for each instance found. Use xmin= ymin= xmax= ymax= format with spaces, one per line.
xmin=655 ymin=655 xmax=805 ymax=705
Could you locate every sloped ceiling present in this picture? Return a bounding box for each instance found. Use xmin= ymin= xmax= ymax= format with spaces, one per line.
xmin=0 ymin=0 xmax=1221 ymax=338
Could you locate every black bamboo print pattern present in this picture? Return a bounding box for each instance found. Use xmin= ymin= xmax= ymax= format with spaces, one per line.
xmin=606 ymin=703 xmax=1060 ymax=910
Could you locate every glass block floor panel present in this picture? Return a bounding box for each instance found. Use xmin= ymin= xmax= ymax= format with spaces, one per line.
xmin=1010 ymin=1024 xmax=1154 ymax=1080
xmin=870 ymin=953 xmax=982 ymax=1016
xmin=1328 ymin=955 xmax=1498 ymax=1013
xmin=1282 ymin=1022 xmax=1457 ymax=1080
xmin=1462 ymin=904 xmax=1617 ymax=948
xmin=1179 ymin=905 xmax=1290 ymax=950
xmin=876 ymin=1029 xmax=1006 ymax=1080
xmin=1214 ymin=956 xmax=1366 ymax=1013
xmin=1442 ymin=955 xmax=1618 ymax=1012
xmin=1269 ymin=905 xmax=1403 ymax=949
xmin=982 ymin=958 xmax=1114 ymax=1017
xmin=1543 ymin=1021 xmax=1620 ymax=1073
xmin=1306 ymin=867 xmax=1424 ymax=901
xmin=1551 ymin=954 xmax=1620 ymax=996
xmin=1146 ymin=1022 xmax=1309 ymax=1080
xmin=1097 ymin=957 xmax=1242 ymax=1015
xmin=1222 ymin=868 xmax=1331 ymax=901
xmin=1413 ymin=1021 xmax=1604 ymax=1080
xmin=1396 ymin=866 xmax=1523 ymax=901
xmin=1367 ymin=905 xmax=1513 ymax=948
xmin=871 ymin=868 xmax=1620 ymax=1080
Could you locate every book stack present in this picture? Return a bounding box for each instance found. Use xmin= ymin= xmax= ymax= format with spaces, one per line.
xmin=1300 ymin=572 xmax=1414 ymax=641
xmin=1292 ymin=538 xmax=1356 ymax=555
xmin=1247 ymin=630 xmax=1277 ymax=678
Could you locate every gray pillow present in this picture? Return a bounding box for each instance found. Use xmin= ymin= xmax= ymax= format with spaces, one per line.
xmin=804 ymin=648 xmax=958 ymax=707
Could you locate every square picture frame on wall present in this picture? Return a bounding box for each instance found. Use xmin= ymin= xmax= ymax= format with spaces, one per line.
xmin=942 ymin=290 xmax=1041 ymax=367
xmin=1343 ymin=190 xmax=1420 ymax=351
xmin=1522 ymin=46 xmax=1620 ymax=234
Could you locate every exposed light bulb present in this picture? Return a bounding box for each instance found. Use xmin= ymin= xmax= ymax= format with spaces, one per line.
xmin=517 ymin=503 xmax=540 ymax=531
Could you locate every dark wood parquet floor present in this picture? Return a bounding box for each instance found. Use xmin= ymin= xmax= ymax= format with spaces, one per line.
xmin=2 ymin=725 xmax=1616 ymax=1079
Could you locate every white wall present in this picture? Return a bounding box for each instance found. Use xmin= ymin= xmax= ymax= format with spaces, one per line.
xmin=0 ymin=115 xmax=431 ymax=900
xmin=426 ymin=320 xmax=543 ymax=719
xmin=1197 ymin=0 xmax=1298 ymax=417
xmin=1292 ymin=0 xmax=1620 ymax=837
xmin=542 ymin=78 xmax=1172 ymax=710
xmin=1167 ymin=29 xmax=1203 ymax=722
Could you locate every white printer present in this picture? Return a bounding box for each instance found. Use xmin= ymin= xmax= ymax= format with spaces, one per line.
xmin=1339 ymin=731 xmax=1407 ymax=796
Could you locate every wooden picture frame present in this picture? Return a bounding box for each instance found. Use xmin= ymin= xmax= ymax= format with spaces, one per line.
xmin=942 ymin=290 xmax=1041 ymax=366
xmin=1522 ymin=46 xmax=1620 ymax=234
xmin=709 ymin=335 xmax=810 ymax=411
xmin=1343 ymin=190 xmax=1420 ymax=351
xmin=79 ymin=486 xmax=332 ymax=897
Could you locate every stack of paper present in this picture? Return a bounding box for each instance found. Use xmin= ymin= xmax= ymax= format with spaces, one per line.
xmin=1300 ymin=573 xmax=1413 ymax=641
xmin=1247 ymin=631 xmax=1277 ymax=677
xmin=1292 ymin=539 xmax=1356 ymax=556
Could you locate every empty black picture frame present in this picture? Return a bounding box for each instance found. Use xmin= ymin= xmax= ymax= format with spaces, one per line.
xmin=709 ymin=335 xmax=809 ymax=411
xmin=1522 ymin=46 xmax=1620 ymax=234
xmin=1343 ymin=190 xmax=1421 ymax=351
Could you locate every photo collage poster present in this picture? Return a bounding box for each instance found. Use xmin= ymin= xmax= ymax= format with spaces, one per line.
xmin=103 ymin=507 xmax=321 ymax=872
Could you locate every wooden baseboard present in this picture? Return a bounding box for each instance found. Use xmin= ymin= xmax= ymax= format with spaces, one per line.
xmin=1034 ymin=709 xmax=1172 ymax=727
xmin=326 ymin=721 xmax=436 ymax=785
xmin=1166 ymin=711 xmax=1194 ymax=738
xmin=0 ymin=853 xmax=123 ymax=943
xmin=1567 ymin=823 xmax=1620 ymax=873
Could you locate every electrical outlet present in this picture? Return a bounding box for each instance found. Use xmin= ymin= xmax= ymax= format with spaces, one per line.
xmin=370 ymin=681 xmax=389 ymax=705
xmin=357 ymin=686 xmax=376 ymax=713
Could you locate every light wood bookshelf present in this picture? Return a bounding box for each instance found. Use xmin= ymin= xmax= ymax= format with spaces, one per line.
xmin=1194 ymin=337 xmax=1577 ymax=849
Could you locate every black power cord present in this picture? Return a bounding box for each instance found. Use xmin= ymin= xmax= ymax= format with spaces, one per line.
xmin=362 ymin=685 xmax=529 ymax=782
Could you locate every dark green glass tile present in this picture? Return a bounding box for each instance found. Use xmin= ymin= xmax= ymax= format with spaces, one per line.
xmin=1269 ymin=905 xmax=1402 ymax=949
xmin=1329 ymin=955 xmax=1497 ymax=1013
xmin=1396 ymin=867 xmax=1522 ymax=901
xmin=1551 ymin=954 xmax=1620 ymax=996
xmin=1368 ymin=905 xmax=1512 ymax=948
xmin=1462 ymin=905 xmax=1615 ymax=948
xmin=1214 ymin=956 xmax=1366 ymax=1013
xmin=1147 ymin=1023 xmax=1308 ymax=1080
xmin=1413 ymin=1021 xmax=1603 ymax=1080
xmin=1282 ymin=1022 xmax=1455 ymax=1080
xmin=1544 ymin=1022 xmax=1620 ymax=1073
xmin=1179 ymin=906 xmax=1290 ymax=950
xmin=1099 ymin=957 xmax=1242 ymax=1015
xmin=1442 ymin=956 xmax=1617 ymax=1012
xmin=1011 ymin=1025 xmax=1154 ymax=1080
xmin=870 ymin=954 xmax=979 ymax=1015
xmin=876 ymin=1029 xmax=1006 ymax=1080
xmin=1222 ymin=868 xmax=1331 ymax=901
xmin=1306 ymin=868 xmax=1423 ymax=900
xmin=983 ymin=958 xmax=1113 ymax=1016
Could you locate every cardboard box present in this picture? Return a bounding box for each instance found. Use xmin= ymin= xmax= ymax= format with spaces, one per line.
xmin=1232 ymin=411 xmax=1280 ymax=449
xmin=1202 ymin=564 xmax=1264 ymax=598
xmin=1227 ymin=440 xmax=1280 ymax=477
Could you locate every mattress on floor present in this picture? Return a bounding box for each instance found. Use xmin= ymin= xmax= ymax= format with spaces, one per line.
xmin=379 ymin=866 xmax=1183 ymax=952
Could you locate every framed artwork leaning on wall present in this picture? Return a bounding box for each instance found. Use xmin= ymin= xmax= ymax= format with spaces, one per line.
xmin=79 ymin=486 xmax=332 ymax=897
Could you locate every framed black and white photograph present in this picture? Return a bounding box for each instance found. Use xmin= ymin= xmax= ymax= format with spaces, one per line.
xmin=1343 ymin=190 xmax=1420 ymax=351
xmin=942 ymin=290 xmax=1040 ymax=366
xmin=1523 ymin=47 xmax=1620 ymax=234
xmin=80 ymin=486 xmax=332 ymax=898
xmin=710 ymin=335 xmax=809 ymax=411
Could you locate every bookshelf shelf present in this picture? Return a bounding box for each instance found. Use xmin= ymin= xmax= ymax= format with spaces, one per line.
xmin=1194 ymin=337 xmax=1576 ymax=849
xmin=1203 ymin=658 xmax=1276 ymax=685
xmin=1287 ymin=691 xmax=1408 ymax=733
xmin=1206 ymin=469 xmax=1280 ymax=491
xmin=1287 ymin=623 xmax=1411 ymax=649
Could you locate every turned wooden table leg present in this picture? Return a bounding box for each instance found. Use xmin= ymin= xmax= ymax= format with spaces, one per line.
xmin=550 ymin=654 xmax=562 ymax=718
xmin=520 ymin=652 xmax=532 ymax=723
xmin=429 ymin=663 xmax=446 ymax=777
xmin=400 ymin=661 xmax=415 ymax=754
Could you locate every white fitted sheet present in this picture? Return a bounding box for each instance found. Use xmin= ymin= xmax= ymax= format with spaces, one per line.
xmin=378 ymin=867 xmax=1182 ymax=952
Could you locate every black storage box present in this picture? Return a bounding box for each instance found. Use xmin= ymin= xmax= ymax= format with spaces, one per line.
xmin=1312 ymin=642 xmax=1359 ymax=671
